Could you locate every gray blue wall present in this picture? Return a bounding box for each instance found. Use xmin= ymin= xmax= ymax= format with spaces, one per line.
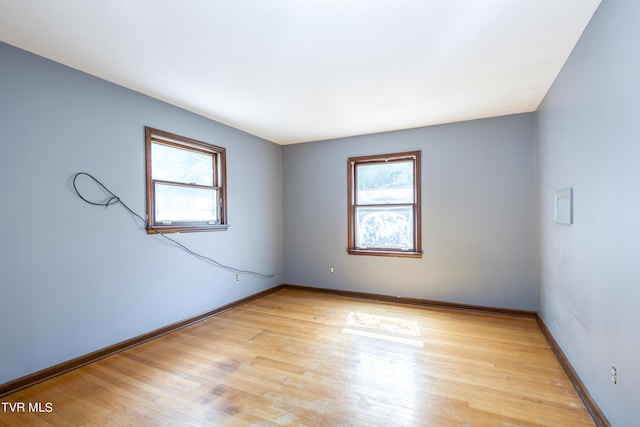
xmin=283 ymin=114 xmax=537 ymax=311
xmin=0 ymin=42 xmax=283 ymax=385
xmin=536 ymin=0 xmax=640 ymax=424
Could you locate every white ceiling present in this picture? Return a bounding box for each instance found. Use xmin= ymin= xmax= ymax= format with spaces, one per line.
xmin=0 ymin=0 xmax=601 ymax=145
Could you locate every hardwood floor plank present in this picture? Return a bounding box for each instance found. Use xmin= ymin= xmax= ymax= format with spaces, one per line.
xmin=1 ymin=288 xmax=594 ymax=426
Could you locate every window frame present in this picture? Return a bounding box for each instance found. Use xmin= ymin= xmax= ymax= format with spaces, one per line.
xmin=145 ymin=127 xmax=228 ymax=234
xmin=347 ymin=150 xmax=422 ymax=258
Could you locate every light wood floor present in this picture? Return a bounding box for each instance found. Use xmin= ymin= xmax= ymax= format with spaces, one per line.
xmin=1 ymin=288 xmax=594 ymax=426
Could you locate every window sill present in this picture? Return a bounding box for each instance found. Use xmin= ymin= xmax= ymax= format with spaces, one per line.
xmin=347 ymin=248 xmax=423 ymax=258
xmin=147 ymin=224 xmax=230 ymax=234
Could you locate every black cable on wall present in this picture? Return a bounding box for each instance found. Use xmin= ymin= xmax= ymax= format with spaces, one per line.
xmin=72 ymin=172 xmax=274 ymax=279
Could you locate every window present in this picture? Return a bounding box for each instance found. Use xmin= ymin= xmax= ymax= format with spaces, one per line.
xmin=347 ymin=151 xmax=421 ymax=257
xmin=145 ymin=127 xmax=227 ymax=234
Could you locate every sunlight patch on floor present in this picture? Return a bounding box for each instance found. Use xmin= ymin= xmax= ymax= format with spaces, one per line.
xmin=342 ymin=312 xmax=423 ymax=347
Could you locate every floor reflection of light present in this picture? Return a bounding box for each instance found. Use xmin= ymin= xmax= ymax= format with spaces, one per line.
xmin=342 ymin=312 xmax=423 ymax=420
xmin=342 ymin=311 xmax=423 ymax=347
xmin=342 ymin=327 xmax=423 ymax=347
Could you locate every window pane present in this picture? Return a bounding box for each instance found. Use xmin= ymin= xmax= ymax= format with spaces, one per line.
xmin=152 ymin=142 xmax=213 ymax=186
xmin=357 ymin=161 xmax=413 ymax=204
xmin=155 ymin=183 xmax=218 ymax=222
xmin=356 ymin=206 xmax=413 ymax=249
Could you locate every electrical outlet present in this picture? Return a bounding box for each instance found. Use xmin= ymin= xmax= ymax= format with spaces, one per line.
xmin=235 ymin=274 xmax=240 ymax=282
xmin=611 ymin=364 xmax=617 ymax=385
xmin=330 ymin=266 xmax=335 ymax=273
